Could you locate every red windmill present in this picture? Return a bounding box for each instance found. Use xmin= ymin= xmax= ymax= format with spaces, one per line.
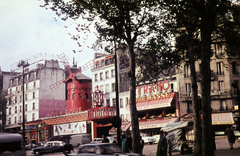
xmin=49 ymin=52 xmax=93 ymax=113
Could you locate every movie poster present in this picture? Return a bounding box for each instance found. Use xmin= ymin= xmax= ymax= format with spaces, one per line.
xmin=53 ymin=121 xmax=87 ymax=136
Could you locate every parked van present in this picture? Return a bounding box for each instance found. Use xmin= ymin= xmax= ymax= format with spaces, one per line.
xmin=70 ymin=134 xmax=91 ymax=147
xmin=0 ymin=133 xmax=26 ymax=156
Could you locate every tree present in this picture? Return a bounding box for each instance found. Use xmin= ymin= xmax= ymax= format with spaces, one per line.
xmin=158 ymin=0 xmax=240 ymax=155
xmin=41 ymin=0 xmax=171 ymax=153
xmin=0 ymin=89 xmax=7 ymax=132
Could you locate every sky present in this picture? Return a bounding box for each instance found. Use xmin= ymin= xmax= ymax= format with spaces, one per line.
xmin=0 ymin=0 xmax=101 ymax=78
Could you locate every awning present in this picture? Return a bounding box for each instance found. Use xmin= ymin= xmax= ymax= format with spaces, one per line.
xmin=212 ymin=112 xmax=234 ymax=125
xmin=109 ymin=122 xmax=131 ymax=135
xmin=127 ymin=93 xmax=175 ymax=111
xmin=161 ymin=121 xmax=192 ymax=132
xmin=43 ymin=113 xmax=87 ymax=125
xmin=131 ymin=117 xmax=178 ymax=130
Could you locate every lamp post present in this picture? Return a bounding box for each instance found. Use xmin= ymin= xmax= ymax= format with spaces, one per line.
xmin=17 ymin=60 xmax=29 ymax=149
xmin=232 ymin=82 xmax=240 ymax=130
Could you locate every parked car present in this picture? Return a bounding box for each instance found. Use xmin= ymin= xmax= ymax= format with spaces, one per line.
xmin=107 ymin=136 xmax=115 ymax=143
xmin=0 ymin=133 xmax=26 ymax=156
xmin=140 ymin=133 xmax=156 ymax=144
xmin=91 ymin=138 xmax=102 ymax=143
xmin=152 ymin=134 xmax=160 ymax=144
xmin=68 ymin=143 xmax=140 ymax=156
xmin=31 ymin=141 xmax=65 ymax=155
xmin=33 ymin=142 xmax=46 ymax=148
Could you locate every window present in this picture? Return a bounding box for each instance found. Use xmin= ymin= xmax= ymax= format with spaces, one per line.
xmin=9 ymin=108 xmax=11 ymax=115
xmin=120 ymin=98 xmax=123 ymax=108
xmin=184 ymin=64 xmax=191 ymax=78
xmin=16 ymin=87 xmax=18 ymax=92
xmin=11 ymin=79 xmax=14 ymax=86
xmin=25 ymin=115 xmax=27 ymax=122
xmin=106 ymin=99 xmax=110 ymax=107
xmin=32 ymin=113 xmax=35 ymax=121
xmin=21 ymin=86 xmax=23 ymax=92
xmin=8 ymin=117 xmax=11 ymax=125
xmin=33 ymin=103 xmax=35 ymax=110
xmin=112 ymin=83 xmax=115 ymax=92
xmin=14 ymin=116 xmax=17 ymax=124
xmin=218 ymin=81 xmax=224 ymax=91
xmin=26 ymin=84 xmax=28 ymax=91
xmin=100 ymin=85 xmax=104 ymax=92
xmin=15 ymin=106 xmax=17 ymax=113
xmin=10 ymin=89 xmax=12 ymax=95
xmin=95 ymin=74 xmax=98 ymax=82
xmin=34 ymin=82 xmax=36 ymax=88
xmin=233 ymin=80 xmax=238 ymax=95
xmin=72 ymin=93 xmax=76 ymax=99
xmin=170 ymin=83 xmax=174 ymax=92
xmin=126 ymin=97 xmax=129 ymax=107
xmin=9 ymin=98 xmax=11 ymax=105
xmin=100 ymin=72 xmax=103 ymax=80
xmin=220 ymin=100 xmax=226 ymax=111
xmin=15 ymin=97 xmax=17 ymax=103
xmin=20 ymin=116 xmax=21 ymax=123
xmin=33 ymin=92 xmax=35 ymax=99
xmin=25 ymin=104 xmax=27 ymax=111
xmin=215 ymin=44 xmax=223 ymax=56
xmin=112 ymin=98 xmax=116 ymax=107
xmin=111 ymin=69 xmax=115 ymax=78
xmin=78 ymin=93 xmax=82 ymax=99
xmin=186 ymin=83 xmax=191 ymax=95
xmin=85 ymin=93 xmax=88 ymax=99
xmin=217 ymin=62 xmax=224 ymax=75
xmin=25 ymin=94 xmax=28 ymax=101
xmin=232 ymin=62 xmax=237 ymax=74
xmin=106 ymin=84 xmax=110 ymax=93
xmin=199 ymin=64 xmax=202 ymax=73
xmin=20 ymin=95 xmax=22 ymax=102
xmin=105 ymin=71 xmax=109 ymax=79
xmin=20 ymin=105 xmax=22 ymax=113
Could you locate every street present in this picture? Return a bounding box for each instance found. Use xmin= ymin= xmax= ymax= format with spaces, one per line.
xmin=26 ymin=136 xmax=240 ymax=156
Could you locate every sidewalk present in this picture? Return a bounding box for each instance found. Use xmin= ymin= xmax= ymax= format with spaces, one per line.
xmin=172 ymin=136 xmax=240 ymax=156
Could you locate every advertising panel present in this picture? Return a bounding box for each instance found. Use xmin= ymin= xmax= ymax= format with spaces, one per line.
xmin=54 ymin=121 xmax=87 ymax=136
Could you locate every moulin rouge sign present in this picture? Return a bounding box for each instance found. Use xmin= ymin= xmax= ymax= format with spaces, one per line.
xmin=136 ymin=80 xmax=173 ymax=103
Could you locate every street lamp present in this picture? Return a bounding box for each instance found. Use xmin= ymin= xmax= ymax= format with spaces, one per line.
xmin=232 ymin=82 xmax=240 ymax=130
xmin=17 ymin=60 xmax=29 ymax=149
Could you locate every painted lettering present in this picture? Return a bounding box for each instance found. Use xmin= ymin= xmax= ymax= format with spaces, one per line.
xmin=156 ymin=82 xmax=162 ymax=92
xmin=149 ymin=84 xmax=155 ymax=93
xmin=143 ymin=85 xmax=148 ymax=94
xmin=137 ymin=86 xmax=142 ymax=95
xmin=162 ymin=81 xmax=170 ymax=90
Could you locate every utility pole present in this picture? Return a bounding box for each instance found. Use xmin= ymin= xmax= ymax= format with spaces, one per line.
xmin=17 ymin=60 xmax=29 ymax=149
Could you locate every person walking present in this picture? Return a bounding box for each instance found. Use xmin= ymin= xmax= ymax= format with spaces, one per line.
xmin=156 ymin=130 xmax=167 ymax=156
xmin=122 ymin=135 xmax=129 ymax=152
xmin=127 ymin=133 xmax=132 ymax=153
xmin=140 ymin=136 xmax=145 ymax=156
xmin=225 ymin=125 xmax=236 ymax=149
xmin=63 ymin=141 xmax=74 ymax=156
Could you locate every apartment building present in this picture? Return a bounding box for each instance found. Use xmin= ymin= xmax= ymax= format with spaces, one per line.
xmin=5 ymin=59 xmax=66 ymax=143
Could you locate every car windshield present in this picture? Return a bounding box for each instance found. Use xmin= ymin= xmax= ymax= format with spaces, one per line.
xmin=100 ymin=144 xmax=121 ymax=154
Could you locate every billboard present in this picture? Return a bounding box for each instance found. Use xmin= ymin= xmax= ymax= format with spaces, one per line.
xmin=54 ymin=121 xmax=87 ymax=136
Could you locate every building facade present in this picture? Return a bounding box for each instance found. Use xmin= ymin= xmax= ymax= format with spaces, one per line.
xmin=5 ymin=60 xmax=66 ymax=143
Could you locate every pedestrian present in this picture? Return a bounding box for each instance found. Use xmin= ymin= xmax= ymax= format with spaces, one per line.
xmin=156 ymin=130 xmax=167 ymax=156
xmin=102 ymin=135 xmax=110 ymax=143
xmin=140 ymin=136 xmax=144 ymax=156
xmin=63 ymin=141 xmax=74 ymax=156
xmin=122 ymin=135 xmax=129 ymax=152
xmin=164 ymin=131 xmax=172 ymax=156
xmin=113 ymin=136 xmax=118 ymax=143
xmin=127 ymin=133 xmax=132 ymax=153
xmin=225 ymin=125 xmax=236 ymax=149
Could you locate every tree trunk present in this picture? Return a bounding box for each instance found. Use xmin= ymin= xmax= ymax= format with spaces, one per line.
xmin=188 ymin=34 xmax=202 ymax=156
xmin=128 ymin=41 xmax=141 ymax=154
xmin=200 ymin=14 xmax=215 ymax=156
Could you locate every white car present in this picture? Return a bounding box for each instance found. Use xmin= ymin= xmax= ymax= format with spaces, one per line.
xmin=152 ymin=134 xmax=160 ymax=143
xmin=91 ymin=138 xmax=102 ymax=143
xmin=140 ymin=133 xmax=156 ymax=144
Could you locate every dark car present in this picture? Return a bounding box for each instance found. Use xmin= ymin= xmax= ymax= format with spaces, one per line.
xmin=68 ymin=143 xmax=140 ymax=156
xmin=31 ymin=141 xmax=65 ymax=155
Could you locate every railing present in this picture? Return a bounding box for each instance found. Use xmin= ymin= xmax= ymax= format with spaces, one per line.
xmin=88 ymin=106 xmax=116 ymax=120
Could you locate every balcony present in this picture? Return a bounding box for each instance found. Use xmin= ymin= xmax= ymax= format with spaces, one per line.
xmin=88 ymin=106 xmax=116 ymax=121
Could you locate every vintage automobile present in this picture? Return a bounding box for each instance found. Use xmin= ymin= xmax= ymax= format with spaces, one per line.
xmin=140 ymin=133 xmax=156 ymax=144
xmin=68 ymin=143 xmax=140 ymax=156
xmin=31 ymin=141 xmax=65 ymax=155
xmin=90 ymin=138 xmax=102 ymax=144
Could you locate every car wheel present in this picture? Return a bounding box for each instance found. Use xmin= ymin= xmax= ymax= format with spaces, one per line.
xmin=35 ymin=151 xmax=40 ymax=156
xmin=77 ymin=143 xmax=80 ymax=147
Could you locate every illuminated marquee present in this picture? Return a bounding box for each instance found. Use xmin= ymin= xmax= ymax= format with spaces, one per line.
xmin=136 ymin=92 xmax=174 ymax=103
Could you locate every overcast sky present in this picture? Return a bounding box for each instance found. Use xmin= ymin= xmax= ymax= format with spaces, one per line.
xmin=0 ymin=0 xmax=101 ymax=78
